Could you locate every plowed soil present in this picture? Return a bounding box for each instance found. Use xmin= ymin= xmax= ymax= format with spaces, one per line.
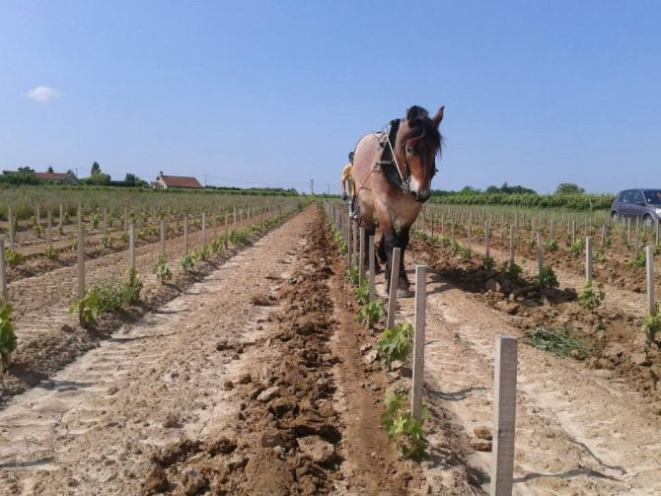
xmin=0 ymin=207 xmax=478 ymax=495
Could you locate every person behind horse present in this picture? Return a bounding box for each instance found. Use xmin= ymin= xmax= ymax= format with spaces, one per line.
xmin=341 ymin=152 xmax=359 ymax=218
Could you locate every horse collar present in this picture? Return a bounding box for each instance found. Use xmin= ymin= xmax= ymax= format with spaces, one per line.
xmin=379 ymin=119 xmax=411 ymax=194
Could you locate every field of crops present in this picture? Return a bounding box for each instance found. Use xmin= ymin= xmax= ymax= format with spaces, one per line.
xmin=430 ymin=192 xmax=615 ymax=210
xmin=0 ymin=199 xmax=660 ymax=495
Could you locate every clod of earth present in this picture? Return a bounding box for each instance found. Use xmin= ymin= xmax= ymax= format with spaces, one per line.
xmin=297 ymin=435 xmax=336 ymax=464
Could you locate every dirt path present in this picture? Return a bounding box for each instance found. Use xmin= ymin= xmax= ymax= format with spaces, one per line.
xmin=0 ymin=210 xmax=309 ymax=494
xmin=378 ymin=252 xmax=661 ymax=495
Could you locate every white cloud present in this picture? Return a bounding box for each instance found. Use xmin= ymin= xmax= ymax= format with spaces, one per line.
xmin=25 ymin=86 xmax=59 ymax=103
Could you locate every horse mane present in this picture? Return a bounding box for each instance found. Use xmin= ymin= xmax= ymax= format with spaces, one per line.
xmin=400 ymin=106 xmax=443 ymax=157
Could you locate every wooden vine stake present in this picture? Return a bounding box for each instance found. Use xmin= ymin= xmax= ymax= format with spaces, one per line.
xmin=129 ymin=224 xmax=136 ymax=271
xmin=586 ymin=237 xmax=593 ymax=283
xmin=647 ymin=245 xmax=655 ymax=316
xmin=202 ymin=212 xmax=207 ymax=250
xmin=160 ymin=220 xmax=166 ymax=257
xmin=184 ymin=216 xmax=189 ymax=255
xmin=509 ymin=226 xmax=515 ymax=266
xmin=535 ymin=232 xmax=543 ymax=274
xmin=411 ymin=265 xmax=427 ymax=421
xmin=490 ymin=335 xmax=518 ymax=496
xmin=224 ymin=212 xmax=229 ymax=248
xmin=368 ymin=236 xmax=376 ymax=302
xmin=485 ymin=222 xmax=490 ymax=260
xmin=347 ymin=219 xmax=352 ymax=270
xmin=0 ymin=240 xmax=7 ymax=302
xmin=77 ymin=226 xmax=85 ymax=300
xmin=359 ymin=227 xmax=366 ymax=286
xmin=47 ymin=211 xmax=53 ymax=249
xmin=386 ymin=247 xmax=402 ymax=330
xmin=8 ymin=207 xmax=14 ymax=251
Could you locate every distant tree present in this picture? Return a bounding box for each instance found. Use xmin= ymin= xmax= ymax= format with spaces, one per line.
xmin=556 ymin=183 xmax=585 ymax=195
xmin=123 ymin=173 xmax=148 ymax=187
xmin=0 ymin=167 xmax=39 ymax=185
xmin=460 ymin=185 xmax=481 ymax=193
xmin=486 ymin=185 xmax=500 ymax=193
xmin=87 ymin=172 xmax=111 ymax=186
xmin=47 ymin=166 xmax=54 ymax=173
xmin=66 ymin=169 xmax=75 ymax=176
xmin=91 ymin=162 xmax=101 ymax=175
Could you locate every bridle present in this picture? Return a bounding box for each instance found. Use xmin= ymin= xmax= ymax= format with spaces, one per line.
xmin=377 ymin=119 xmax=438 ymax=195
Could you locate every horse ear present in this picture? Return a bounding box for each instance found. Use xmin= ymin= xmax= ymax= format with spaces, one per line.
xmin=432 ymin=106 xmax=445 ymax=127
xmin=406 ymin=105 xmax=428 ymax=123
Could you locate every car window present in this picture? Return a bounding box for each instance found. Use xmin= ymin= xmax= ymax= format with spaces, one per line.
xmin=644 ymin=190 xmax=661 ymax=205
xmin=621 ymin=191 xmax=632 ymax=203
xmin=631 ymin=190 xmax=645 ymax=204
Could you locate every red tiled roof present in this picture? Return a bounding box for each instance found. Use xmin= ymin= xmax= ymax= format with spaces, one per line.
xmin=35 ymin=172 xmax=72 ymax=180
xmin=160 ymin=175 xmax=203 ymax=189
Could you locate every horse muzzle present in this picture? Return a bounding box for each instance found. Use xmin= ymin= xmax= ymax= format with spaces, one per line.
xmin=410 ymin=190 xmax=431 ymax=203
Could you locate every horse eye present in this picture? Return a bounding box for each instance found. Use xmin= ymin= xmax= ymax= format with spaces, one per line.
xmin=405 ymin=146 xmax=415 ymax=155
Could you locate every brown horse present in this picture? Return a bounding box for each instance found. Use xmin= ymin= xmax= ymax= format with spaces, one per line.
xmin=352 ymin=105 xmax=444 ymax=296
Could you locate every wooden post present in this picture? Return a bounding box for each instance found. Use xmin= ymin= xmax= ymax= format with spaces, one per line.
xmin=160 ymin=220 xmax=166 ymax=257
xmin=359 ymin=227 xmax=366 ymax=286
xmin=647 ymin=246 xmax=655 ymax=316
xmin=224 ymin=212 xmax=229 ymax=248
xmin=47 ymin=211 xmax=53 ymax=249
xmin=485 ymin=222 xmax=490 ymax=260
xmin=411 ymin=265 xmax=427 ymax=421
xmin=586 ymin=237 xmax=593 ymax=283
xmin=386 ymin=247 xmax=402 ymax=329
xmin=490 ymin=335 xmax=518 ymax=496
xmin=347 ymin=219 xmax=352 ymax=270
xmin=0 ymin=240 xmax=7 ymax=302
xmin=129 ymin=224 xmax=136 ymax=270
xmin=77 ymin=227 xmax=85 ymax=300
xmin=369 ymin=236 xmax=376 ymax=302
xmin=7 ymin=207 xmax=14 ymax=251
xmin=601 ymin=223 xmax=607 ymax=251
xmin=233 ymin=206 xmax=237 ymax=229
xmin=627 ymin=217 xmax=631 ymax=247
xmin=202 ymin=212 xmax=206 ymax=250
xmin=572 ymin=221 xmax=576 ymax=246
xmin=184 ymin=216 xmax=190 ymax=255
xmin=635 ymin=218 xmax=640 ymax=255
xmin=509 ymin=225 xmax=515 ymax=266
xmin=535 ymin=232 xmax=544 ymax=274
xmin=59 ymin=203 xmax=63 ymax=226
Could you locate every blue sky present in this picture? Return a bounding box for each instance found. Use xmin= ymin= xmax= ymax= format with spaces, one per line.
xmin=1 ymin=1 xmax=660 ymax=194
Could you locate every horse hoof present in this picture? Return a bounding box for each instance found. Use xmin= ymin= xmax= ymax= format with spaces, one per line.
xmin=397 ymin=287 xmax=413 ymax=298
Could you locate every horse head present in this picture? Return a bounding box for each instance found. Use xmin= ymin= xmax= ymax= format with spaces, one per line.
xmin=395 ymin=105 xmax=444 ymax=202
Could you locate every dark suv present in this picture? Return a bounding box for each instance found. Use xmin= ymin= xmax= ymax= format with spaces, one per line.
xmin=611 ymin=189 xmax=661 ymax=222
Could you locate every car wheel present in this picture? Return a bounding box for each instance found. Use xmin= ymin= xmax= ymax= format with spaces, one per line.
xmin=644 ymin=214 xmax=653 ymax=228
xmin=611 ymin=211 xmax=620 ymax=221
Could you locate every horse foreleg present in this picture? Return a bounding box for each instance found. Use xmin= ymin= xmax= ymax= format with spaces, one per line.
xmin=398 ymin=227 xmax=412 ymax=289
